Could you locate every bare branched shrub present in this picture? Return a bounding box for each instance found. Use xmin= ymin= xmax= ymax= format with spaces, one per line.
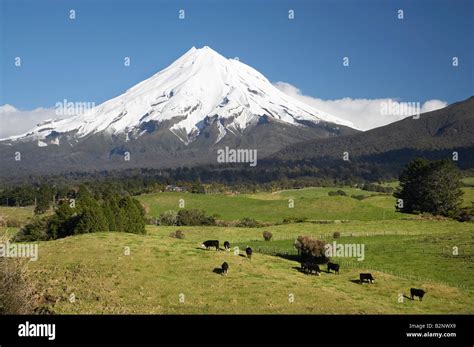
xmin=0 ymin=233 xmax=38 ymax=314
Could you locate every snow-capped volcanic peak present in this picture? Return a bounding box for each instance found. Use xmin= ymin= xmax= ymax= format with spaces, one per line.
xmin=6 ymin=46 xmax=354 ymax=144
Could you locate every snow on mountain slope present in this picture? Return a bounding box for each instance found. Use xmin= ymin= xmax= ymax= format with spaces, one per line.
xmin=5 ymin=46 xmax=355 ymax=145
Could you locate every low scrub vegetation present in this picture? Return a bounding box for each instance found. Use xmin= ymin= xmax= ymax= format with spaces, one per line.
xmin=0 ymin=233 xmax=38 ymax=314
xmin=237 ymin=217 xmax=261 ymax=228
xmin=281 ymin=217 xmax=307 ymax=224
xmin=159 ymin=209 xmax=216 ymax=226
xmin=169 ymin=229 xmax=185 ymax=239
xmin=328 ymin=190 xmax=347 ymax=196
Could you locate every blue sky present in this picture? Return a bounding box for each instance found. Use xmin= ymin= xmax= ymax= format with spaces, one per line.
xmin=0 ymin=0 xmax=472 ymax=110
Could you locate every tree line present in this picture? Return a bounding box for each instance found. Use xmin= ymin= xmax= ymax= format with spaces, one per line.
xmin=14 ymin=185 xmax=146 ymax=241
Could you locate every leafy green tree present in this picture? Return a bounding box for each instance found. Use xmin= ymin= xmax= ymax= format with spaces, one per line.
xmin=107 ymin=196 xmax=124 ymax=231
xmin=47 ymin=201 xmax=79 ymax=239
xmin=191 ymin=180 xmax=205 ymax=194
xmin=75 ymin=206 xmax=108 ymax=234
xmin=102 ymin=203 xmax=117 ymax=231
xmin=76 ymin=185 xmax=94 ymax=209
xmin=34 ymin=184 xmax=53 ymax=215
xmin=118 ymin=197 xmax=146 ymax=234
xmin=394 ymin=159 xmax=463 ymax=217
xmin=13 ymin=217 xmax=49 ymax=242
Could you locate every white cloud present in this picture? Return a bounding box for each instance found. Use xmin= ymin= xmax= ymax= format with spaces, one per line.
xmin=0 ymin=90 xmax=449 ymax=139
xmin=0 ymin=105 xmax=65 ymax=139
xmin=274 ymin=82 xmax=448 ymax=131
xmin=421 ymin=99 xmax=448 ymax=113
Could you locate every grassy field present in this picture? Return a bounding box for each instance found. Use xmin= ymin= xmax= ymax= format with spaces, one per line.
xmin=137 ymin=187 xmax=407 ymax=222
xmin=2 ymin=182 xmax=473 ymax=314
xmin=235 ymin=231 xmax=474 ymax=290
xmin=22 ymin=220 xmax=473 ymax=314
xmin=462 ymin=177 xmax=474 ymax=186
xmin=461 ymin=187 xmax=474 ymax=207
xmin=137 ymin=185 xmax=474 ymax=222
xmin=0 ymin=206 xmax=34 ymax=225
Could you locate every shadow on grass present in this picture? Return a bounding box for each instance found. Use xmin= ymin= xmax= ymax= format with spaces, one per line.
xmin=350 ymin=279 xmax=361 ymax=284
xmin=275 ymin=253 xmax=300 ymax=262
xmin=195 ymin=247 xmax=221 ymax=251
xmin=292 ymin=266 xmax=305 ymax=274
xmin=212 ymin=268 xmax=224 ymax=275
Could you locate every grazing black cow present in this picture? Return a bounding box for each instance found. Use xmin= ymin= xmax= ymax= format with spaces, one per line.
xmin=221 ymin=262 xmax=229 ymax=275
xmin=224 ymin=241 xmax=230 ymax=251
xmin=410 ymin=288 xmax=426 ymax=301
xmin=327 ymin=262 xmax=340 ymax=274
xmin=245 ymin=246 xmax=253 ymax=259
xmin=201 ymin=240 xmax=219 ymax=250
xmin=360 ymin=273 xmax=375 ymax=284
xmin=301 ymin=262 xmax=320 ymax=276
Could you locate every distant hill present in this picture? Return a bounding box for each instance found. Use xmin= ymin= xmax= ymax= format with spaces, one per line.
xmin=271 ymin=96 xmax=474 ymax=172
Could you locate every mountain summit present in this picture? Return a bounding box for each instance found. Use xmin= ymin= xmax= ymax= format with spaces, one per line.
xmin=0 ymin=46 xmax=358 ymax=176
xmin=6 ymin=46 xmax=354 ymax=145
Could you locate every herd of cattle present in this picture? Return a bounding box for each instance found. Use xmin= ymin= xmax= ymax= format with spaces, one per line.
xmin=201 ymin=239 xmax=253 ymax=275
xmin=200 ymin=239 xmax=427 ymax=301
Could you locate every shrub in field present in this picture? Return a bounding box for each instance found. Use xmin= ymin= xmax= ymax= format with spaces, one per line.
xmin=311 ymin=220 xmax=333 ymax=224
xmin=177 ymin=209 xmax=216 ymax=226
xmin=0 ymin=233 xmax=38 ymax=314
xmin=169 ymin=230 xmax=185 ymax=239
xmin=159 ymin=210 xmax=178 ymax=226
xmin=237 ymin=217 xmax=260 ymax=228
xmin=215 ymin=220 xmax=232 ymax=227
xmin=328 ymin=190 xmax=347 ymax=196
xmin=294 ymin=235 xmax=329 ymax=264
xmin=282 ymin=217 xmax=307 ymax=224
xmin=351 ymin=194 xmax=365 ymax=201
xmin=13 ymin=217 xmax=50 ymax=242
xmin=333 ymin=231 xmax=341 ymax=239
xmin=263 ymin=230 xmax=273 ymax=241
xmin=456 ymin=205 xmax=474 ymax=222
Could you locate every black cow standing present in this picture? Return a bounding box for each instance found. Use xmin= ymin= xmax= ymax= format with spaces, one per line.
xmin=224 ymin=241 xmax=230 ymax=251
xmin=410 ymin=288 xmax=426 ymax=301
xmin=221 ymin=262 xmax=229 ymax=275
xmin=360 ymin=273 xmax=375 ymax=284
xmin=245 ymin=246 xmax=253 ymax=259
xmin=201 ymin=240 xmax=219 ymax=250
xmin=301 ymin=262 xmax=320 ymax=276
xmin=327 ymin=262 xmax=340 ymax=274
